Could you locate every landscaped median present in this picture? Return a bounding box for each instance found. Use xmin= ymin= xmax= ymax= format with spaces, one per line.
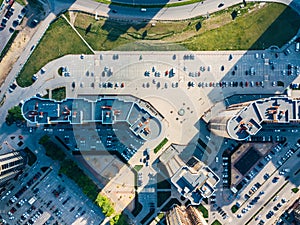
xmin=198 ymin=203 xmax=209 ymax=218
xmin=154 ymin=137 xmax=169 ymax=154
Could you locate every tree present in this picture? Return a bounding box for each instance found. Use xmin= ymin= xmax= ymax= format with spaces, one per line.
xmin=95 ymin=194 xmax=115 ymax=217
xmin=6 ymin=106 xmax=24 ymax=125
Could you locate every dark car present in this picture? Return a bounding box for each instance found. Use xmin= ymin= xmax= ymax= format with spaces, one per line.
xmin=218 ymin=2 xmax=224 ymax=7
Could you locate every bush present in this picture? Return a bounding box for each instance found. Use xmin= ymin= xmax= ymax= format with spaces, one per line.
xmin=39 ymin=135 xmax=50 ymax=145
xmin=292 ymin=187 xmax=299 ymax=193
xmin=52 ymin=87 xmax=66 ymax=101
xmin=110 ymin=214 xmax=128 ymax=225
xmin=40 ymin=137 xmax=99 ymax=201
xmin=231 ymin=205 xmax=239 ymax=213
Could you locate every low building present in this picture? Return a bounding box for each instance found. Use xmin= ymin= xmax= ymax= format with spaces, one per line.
xmin=166 ymin=205 xmax=208 ymax=225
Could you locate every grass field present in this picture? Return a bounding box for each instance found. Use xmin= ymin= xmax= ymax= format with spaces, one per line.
xmin=154 ymin=138 xmax=168 ymax=154
xmin=133 ymin=165 xmax=143 ymax=172
xmin=74 ymin=3 xmax=300 ymax=51
xmin=183 ymin=3 xmax=300 ymax=50
xmin=16 ymin=18 xmax=92 ymax=87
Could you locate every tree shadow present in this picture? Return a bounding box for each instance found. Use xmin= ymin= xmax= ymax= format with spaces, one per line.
xmin=101 ymin=0 xmax=170 ymax=43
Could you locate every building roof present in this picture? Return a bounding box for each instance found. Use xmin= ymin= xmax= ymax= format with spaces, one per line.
xmin=22 ymin=96 xmax=162 ymax=141
xmin=227 ymin=97 xmax=299 ymax=140
xmin=170 ymin=164 xmax=219 ymax=204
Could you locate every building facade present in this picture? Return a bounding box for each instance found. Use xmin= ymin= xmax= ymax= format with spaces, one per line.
xmin=166 ymin=205 xmax=208 ymax=225
xmin=0 ymin=151 xmax=27 ymax=186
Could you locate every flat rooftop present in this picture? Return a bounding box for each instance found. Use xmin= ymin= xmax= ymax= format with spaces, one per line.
xmin=171 ymin=165 xmax=219 ymax=204
xmin=227 ymin=97 xmax=299 ymax=140
xmin=22 ymin=96 xmax=162 ymax=141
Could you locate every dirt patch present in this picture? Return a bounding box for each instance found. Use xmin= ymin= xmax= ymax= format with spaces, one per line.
xmin=0 ymin=2 xmax=48 ymax=87
xmin=69 ymin=11 xmax=78 ymax=25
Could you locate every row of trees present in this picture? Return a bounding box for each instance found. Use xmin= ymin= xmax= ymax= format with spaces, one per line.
xmin=95 ymin=194 xmax=115 ymax=217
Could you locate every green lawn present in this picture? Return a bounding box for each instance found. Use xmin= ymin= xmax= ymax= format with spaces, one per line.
xmin=133 ymin=165 xmax=143 ymax=172
xmin=16 ymin=17 xmax=92 ymax=87
xmin=15 ymin=3 xmax=300 ymax=88
xmin=211 ymin=220 xmax=222 ymax=225
xmin=0 ymin=31 xmax=19 ymax=60
xmin=52 ymin=87 xmax=66 ymax=101
xmin=183 ymin=3 xmax=300 ymax=50
xmin=154 ymin=138 xmax=168 ymax=154
xmin=95 ymin=0 xmax=204 ymax=8
xmin=73 ymin=3 xmax=300 ymax=51
xmin=198 ymin=204 xmax=208 ymax=218
xmin=157 ymin=212 xmax=165 ymax=220
xmin=15 ymin=0 xmax=27 ymax=6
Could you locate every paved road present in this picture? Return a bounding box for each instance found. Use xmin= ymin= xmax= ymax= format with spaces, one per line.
xmin=60 ymin=0 xmax=300 ymax=21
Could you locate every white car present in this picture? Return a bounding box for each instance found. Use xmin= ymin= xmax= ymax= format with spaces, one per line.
xmin=279 ymin=171 xmax=285 ymax=175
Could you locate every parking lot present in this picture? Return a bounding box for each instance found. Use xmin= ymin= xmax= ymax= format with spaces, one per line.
xmin=0 ymin=1 xmax=25 ymax=54
xmin=206 ymin=132 xmax=300 ymax=225
xmin=0 ymin=155 xmax=104 ymax=225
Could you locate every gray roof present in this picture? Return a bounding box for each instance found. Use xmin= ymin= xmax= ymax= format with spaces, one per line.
xmin=227 ymin=97 xmax=300 ymax=140
xmin=22 ymin=96 xmax=162 ymax=141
